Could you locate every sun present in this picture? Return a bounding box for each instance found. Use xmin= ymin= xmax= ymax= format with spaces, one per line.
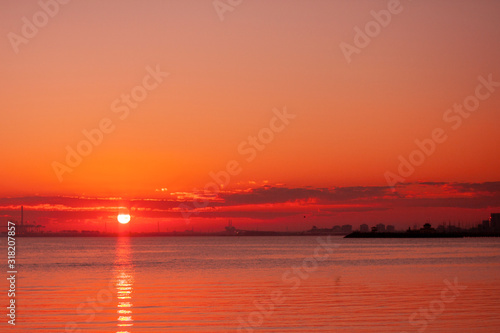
xmin=117 ymin=214 xmax=131 ymax=224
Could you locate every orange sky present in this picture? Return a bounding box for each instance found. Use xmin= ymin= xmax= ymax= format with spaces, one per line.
xmin=1 ymin=0 xmax=499 ymax=231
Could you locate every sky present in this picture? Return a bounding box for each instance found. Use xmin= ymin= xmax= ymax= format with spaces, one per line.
xmin=1 ymin=0 xmax=499 ymax=232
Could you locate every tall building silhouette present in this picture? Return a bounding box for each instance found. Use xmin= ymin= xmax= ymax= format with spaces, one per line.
xmin=491 ymin=213 xmax=500 ymax=231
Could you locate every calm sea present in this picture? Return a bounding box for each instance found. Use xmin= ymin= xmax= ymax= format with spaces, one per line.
xmin=2 ymin=236 xmax=500 ymax=332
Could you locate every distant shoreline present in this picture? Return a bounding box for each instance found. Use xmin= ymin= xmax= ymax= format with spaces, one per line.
xmin=345 ymin=231 xmax=500 ymax=238
xmin=2 ymin=231 xmax=500 ymax=238
xmin=0 ymin=231 xmax=350 ymax=238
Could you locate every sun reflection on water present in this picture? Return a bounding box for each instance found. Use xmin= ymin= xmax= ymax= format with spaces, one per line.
xmin=114 ymin=237 xmax=134 ymax=332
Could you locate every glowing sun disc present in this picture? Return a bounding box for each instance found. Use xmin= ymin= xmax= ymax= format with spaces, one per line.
xmin=117 ymin=214 xmax=131 ymax=224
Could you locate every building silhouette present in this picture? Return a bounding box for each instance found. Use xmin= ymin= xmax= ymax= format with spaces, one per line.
xmin=359 ymin=224 xmax=369 ymax=232
xmin=482 ymin=220 xmax=490 ymax=230
xmin=341 ymin=225 xmax=352 ymax=233
xmin=491 ymin=213 xmax=500 ymax=232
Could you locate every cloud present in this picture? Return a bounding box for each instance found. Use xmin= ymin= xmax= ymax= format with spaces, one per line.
xmin=220 ymin=185 xmax=394 ymax=206
xmin=0 ymin=182 xmax=499 ymax=225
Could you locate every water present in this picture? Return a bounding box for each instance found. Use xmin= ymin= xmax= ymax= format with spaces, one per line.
xmin=2 ymin=236 xmax=500 ymax=332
